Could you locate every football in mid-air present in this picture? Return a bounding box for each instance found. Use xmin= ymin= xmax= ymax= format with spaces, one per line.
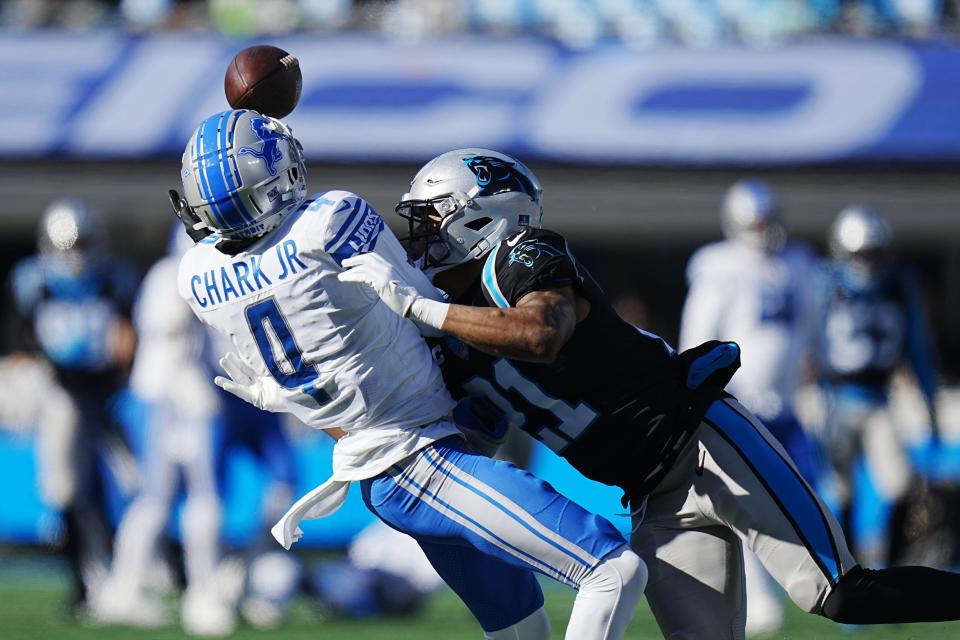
xmin=224 ymin=45 xmax=302 ymax=119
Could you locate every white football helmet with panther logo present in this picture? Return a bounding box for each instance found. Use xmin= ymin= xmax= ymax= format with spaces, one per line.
xmin=829 ymin=205 xmax=893 ymax=285
xmin=180 ymin=109 xmax=307 ymax=242
xmin=829 ymin=205 xmax=892 ymax=258
xmin=396 ymin=148 xmax=542 ymax=275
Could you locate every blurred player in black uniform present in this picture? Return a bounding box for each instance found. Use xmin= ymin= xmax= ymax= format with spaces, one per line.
xmin=817 ymin=205 xmax=940 ymax=564
xmin=8 ymin=198 xmax=138 ymax=615
xmin=339 ymin=148 xmax=960 ymax=639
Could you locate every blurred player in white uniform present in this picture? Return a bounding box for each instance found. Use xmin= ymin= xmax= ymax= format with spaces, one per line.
xmin=99 ymin=227 xmax=303 ymax=635
xmin=96 ymin=229 xmax=232 ymax=635
xmin=170 ymin=109 xmax=646 ymax=640
xmin=679 ymin=179 xmax=821 ymax=635
xmin=205 ymin=326 xmax=302 ymax=631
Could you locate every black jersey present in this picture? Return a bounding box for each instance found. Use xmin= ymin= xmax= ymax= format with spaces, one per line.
xmin=433 ymin=228 xmax=738 ymax=505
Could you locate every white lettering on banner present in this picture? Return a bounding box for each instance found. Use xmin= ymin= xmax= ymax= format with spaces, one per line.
xmin=528 ymin=43 xmax=921 ymax=162
xmin=283 ymin=37 xmax=551 ymax=158
xmin=0 ymin=35 xmax=937 ymax=162
xmin=0 ymin=34 xmax=118 ymax=154
xmin=67 ymin=36 xmax=223 ymax=155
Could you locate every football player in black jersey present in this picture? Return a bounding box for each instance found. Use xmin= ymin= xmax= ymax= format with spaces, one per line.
xmin=338 ymin=148 xmax=960 ymax=638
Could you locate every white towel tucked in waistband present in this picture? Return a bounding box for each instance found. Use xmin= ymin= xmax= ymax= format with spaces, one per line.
xmin=271 ymin=478 xmax=351 ymax=550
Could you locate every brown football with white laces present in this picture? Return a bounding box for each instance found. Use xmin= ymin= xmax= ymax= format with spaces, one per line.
xmin=224 ymin=45 xmax=302 ymax=119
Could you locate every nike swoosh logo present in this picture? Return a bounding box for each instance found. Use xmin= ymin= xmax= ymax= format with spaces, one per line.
xmin=506 ymin=230 xmax=527 ymax=247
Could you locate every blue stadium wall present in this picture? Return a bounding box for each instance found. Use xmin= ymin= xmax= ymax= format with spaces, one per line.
xmin=1 ymin=33 xmax=960 ymax=164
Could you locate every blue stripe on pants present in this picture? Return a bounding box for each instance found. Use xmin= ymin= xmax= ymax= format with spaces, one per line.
xmin=360 ymin=437 xmax=625 ymax=629
xmin=704 ymin=401 xmax=842 ymax=583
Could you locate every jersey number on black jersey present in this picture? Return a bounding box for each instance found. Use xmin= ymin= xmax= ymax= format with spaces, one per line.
xmin=462 ymin=358 xmax=598 ymax=454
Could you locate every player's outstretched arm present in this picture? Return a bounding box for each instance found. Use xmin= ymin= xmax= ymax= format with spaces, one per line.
xmin=438 ymin=288 xmax=577 ymax=363
xmin=338 ymin=251 xmax=578 ymax=362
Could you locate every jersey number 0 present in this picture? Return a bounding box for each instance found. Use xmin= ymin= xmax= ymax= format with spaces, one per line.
xmin=245 ymin=297 xmax=331 ymax=405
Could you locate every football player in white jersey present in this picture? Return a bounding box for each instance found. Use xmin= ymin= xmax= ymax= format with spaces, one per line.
xmin=342 ymin=147 xmax=960 ymax=639
xmin=170 ymin=109 xmax=646 ymax=640
xmin=679 ymin=178 xmax=821 ymax=635
xmin=97 ymin=228 xmax=231 ymax=634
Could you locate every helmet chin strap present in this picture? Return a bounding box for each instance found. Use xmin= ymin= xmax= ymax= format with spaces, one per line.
xmin=468 ymin=218 xmax=509 ymax=259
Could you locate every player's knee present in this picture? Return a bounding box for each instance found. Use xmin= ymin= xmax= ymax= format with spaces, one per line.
xmin=182 ymin=495 xmax=222 ymax=536
xmin=484 ymin=606 xmax=550 ymax=640
xmin=582 ymin=545 xmax=648 ymax=606
xmin=127 ymin=496 xmax=170 ymax=529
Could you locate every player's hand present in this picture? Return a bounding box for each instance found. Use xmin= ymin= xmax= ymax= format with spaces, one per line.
xmin=338 ymin=252 xmax=422 ymax=318
xmin=214 ymin=352 xmax=285 ymax=412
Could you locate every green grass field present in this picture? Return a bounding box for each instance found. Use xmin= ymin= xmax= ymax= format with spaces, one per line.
xmin=3 ymin=578 xmax=960 ymax=640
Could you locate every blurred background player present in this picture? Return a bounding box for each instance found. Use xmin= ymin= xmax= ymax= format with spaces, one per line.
xmin=209 ymin=327 xmax=302 ymax=632
xmin=308 ymin=520 xmax=444 ymax=620
xmin=8 ymin=198 xmax=139 ymax=616
xmin=679 ymin=179 xmax=821 ymax=635
xmin=817 ymin=205 xmax=940 ymax=565
xmin=97 ymin=227 xmax=301 ymax=635
xmin=95 ymin=228 xmax=232 ymax=635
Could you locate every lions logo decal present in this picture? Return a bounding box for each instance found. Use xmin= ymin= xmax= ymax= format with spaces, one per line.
xmin=238 ymin=117 xmax=283 ymax=176
xmin=462 ymin=155 xmax=538 ymax=200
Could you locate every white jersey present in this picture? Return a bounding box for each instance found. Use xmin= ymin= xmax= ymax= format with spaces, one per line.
xmin=132 ymin=255 xmax=219 ymax=421
xmin=679 ymin=240 xmax=818 ymax=420
xmin=177 ymin=191 xmax=458 ymax=484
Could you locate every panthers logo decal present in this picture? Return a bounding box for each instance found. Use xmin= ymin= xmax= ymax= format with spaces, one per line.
xmin=508 ymin=239 xmax=563 ymax=269
xmin=462 ymin=155 xmax=538 ymax=199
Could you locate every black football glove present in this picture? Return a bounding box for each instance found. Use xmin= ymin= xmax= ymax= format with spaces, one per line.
xmin=168 ymin=189 xmax=212 ymax=242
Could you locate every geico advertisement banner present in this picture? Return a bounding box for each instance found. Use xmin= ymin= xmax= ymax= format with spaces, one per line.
xmin=1 ymin=33 xmax=959 ymax=163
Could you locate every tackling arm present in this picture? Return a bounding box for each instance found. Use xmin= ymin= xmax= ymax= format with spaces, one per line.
xmin=438 ymin=287 xmax=578 ymax=363
xmin=337 ymin=249 xmax=580 ymax=363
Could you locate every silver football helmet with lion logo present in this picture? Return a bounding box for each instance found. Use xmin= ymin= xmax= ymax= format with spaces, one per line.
xmin=721 ymin=178 xmax=786 ymax=254
xmin=396 ymin=148 xmax=543 ymax=275
xmin=180 ymin=109 xmax=307 ymax=243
